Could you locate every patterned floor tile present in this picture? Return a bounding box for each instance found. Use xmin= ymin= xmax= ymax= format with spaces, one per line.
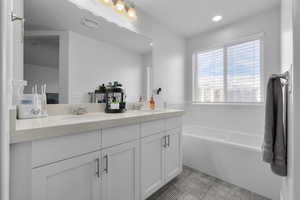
xmin=250 ymin=193 xmax=270 ymax=200
xmin=146 ymin=166 xmax=270 ymax=200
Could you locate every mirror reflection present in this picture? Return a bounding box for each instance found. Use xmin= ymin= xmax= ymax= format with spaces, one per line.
xmin=23 ymin=0 xmax=152 ymax=104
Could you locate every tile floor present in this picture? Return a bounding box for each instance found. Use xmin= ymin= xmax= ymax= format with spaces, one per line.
xmin=147 ymin=166 xmax=270 ymax=200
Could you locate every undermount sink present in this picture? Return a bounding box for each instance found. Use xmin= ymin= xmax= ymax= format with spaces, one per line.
xmin=140 ymin=109 xmax=164 ymax=113
xmin=56 ymin=110 xmax=165 ymax=121
xmin=58 ymin=113 xmax=108 ymax=120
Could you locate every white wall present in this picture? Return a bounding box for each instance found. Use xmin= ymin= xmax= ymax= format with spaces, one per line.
xmin=24 ymin=64 xmax=59 ymax=93
xmin=185 ymin=8 xmax=281 ymax=135
xmin=24 ymin=37 xmax=59 ymax=68
xmin=142 ymin=52 xmax=152 ymax=100
xmin=1 ymin=0 xmax=14 ymax=199
xmin=68 ymin=31 xmax=143 ymax=103
xmin=135 ymin=13 xmax=186 ymax=106
xmin=292 ymin=0 xmax=300 ymax=199
xmin=24 ymin=37 xmax=59 ymax=94
xmin=281 ymin=0 xmax=300 ymax=199
xmin=12 ymin=0 xmax=24 ymax=80
xmin=66 ymin=19 xmax=187 ymax=106
xmin=281 ymin=0 xmax=294 ymax=199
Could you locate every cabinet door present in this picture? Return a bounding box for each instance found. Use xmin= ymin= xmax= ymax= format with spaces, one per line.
xmin=165 ymin=128 xmax=182 ymax=183
xmin=32 ymin=152 xmax=102 ymax=200
xmin=102 ymin=140 xmax=139 ymax=200
xmin=141 ymin=133 xmax=165 ymax=199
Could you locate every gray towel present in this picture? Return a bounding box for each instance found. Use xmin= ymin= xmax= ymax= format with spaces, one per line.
xmin=262 ymin=77 xmax=287 ymax=177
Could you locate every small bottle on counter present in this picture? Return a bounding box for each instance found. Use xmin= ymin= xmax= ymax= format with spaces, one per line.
xmin=149 ymin=95 xmax=155 ymax=110
xmin=139 ymin=96 xmax=143 ymax=103
xmin=134 ymin=96 xmax=145 ymax=110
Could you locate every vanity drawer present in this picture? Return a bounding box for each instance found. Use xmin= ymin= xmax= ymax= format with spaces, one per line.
xmin=165 ymin=117 xmax=182 ymax=130
xmin=102 ymin=124 xmax=139 ymax=148
xmin=141 ymin=120 xmax=164 ymax=137
xmin=32 ymin=130 xmax=100 ymax=168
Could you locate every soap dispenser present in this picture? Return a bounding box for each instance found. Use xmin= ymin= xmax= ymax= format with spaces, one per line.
xmin=149 ymin=95 xmax=155 ymax=110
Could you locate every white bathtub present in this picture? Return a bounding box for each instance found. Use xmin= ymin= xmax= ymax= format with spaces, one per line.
xmin=183 ymin=126 xmax=281 ymax=200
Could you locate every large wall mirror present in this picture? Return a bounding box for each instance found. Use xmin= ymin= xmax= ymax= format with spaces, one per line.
xmin=23 ymin=0 xmax=152 ymax=104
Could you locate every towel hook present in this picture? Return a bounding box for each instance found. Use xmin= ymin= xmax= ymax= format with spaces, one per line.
xmin=271 ymin=71 xmax=291 ymax=93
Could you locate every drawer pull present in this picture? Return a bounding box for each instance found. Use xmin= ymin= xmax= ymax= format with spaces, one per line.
xmin=163 ymin=136 xmax=167 ymax=148
xmin=103 ymin=155 xmax=108 ymax=174
xmin=167 ymin=135 xmax=170 ymax=147
xmin=95 ymin=158 xmax=100 ymax=178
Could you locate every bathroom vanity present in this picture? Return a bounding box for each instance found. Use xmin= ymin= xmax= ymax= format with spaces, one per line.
xmin=10 ymin=109 xmax=184 ymax=200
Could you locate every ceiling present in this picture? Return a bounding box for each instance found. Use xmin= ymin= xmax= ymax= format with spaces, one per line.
xmin=24 ymin=0 xmax=152 ymax=54
xmin=134 ymin=0 xmax=280 ymax=37
xmin=25 ymin=0 xmax=281 ymax=44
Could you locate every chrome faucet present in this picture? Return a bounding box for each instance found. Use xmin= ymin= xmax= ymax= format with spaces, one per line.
xmin=72 ymin=106 xmax=88 ymax=115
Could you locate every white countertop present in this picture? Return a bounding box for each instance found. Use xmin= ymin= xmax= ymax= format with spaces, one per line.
xmin=11 ymin=109 xmax=184 ymax=144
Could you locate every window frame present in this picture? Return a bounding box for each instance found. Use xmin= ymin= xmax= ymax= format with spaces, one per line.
xmin=192 ymin=33 xmax=265 ymax=105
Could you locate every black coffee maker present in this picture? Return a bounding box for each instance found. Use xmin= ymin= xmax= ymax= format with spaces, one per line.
xmin=105 ymin=81 xmax=126 ymax=113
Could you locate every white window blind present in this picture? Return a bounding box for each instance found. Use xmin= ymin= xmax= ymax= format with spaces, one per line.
xmin=194 ymin=39 xmax=262 ymax=103
xmin=227 ymin=40 xmax=261 ymax=102
xmin=197 ymin=49 xmax=224 ymax=102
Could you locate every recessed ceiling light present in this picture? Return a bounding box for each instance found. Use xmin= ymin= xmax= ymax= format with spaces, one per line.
xmin=149 ymin=42 xmax=153 ymax=46
xmin=212 ymin=15 xmax=223 ymax=22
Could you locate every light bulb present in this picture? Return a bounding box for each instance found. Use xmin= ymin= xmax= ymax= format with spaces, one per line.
xmin=212 ymin=15 xmax=223 ymax=22
xmin=99 ymin=0 xmax=113 ymax=6
xmin=127 ymin=7 xmax=137 ymax=20
xmin=114 ymin=0 xmax=125 ymax=13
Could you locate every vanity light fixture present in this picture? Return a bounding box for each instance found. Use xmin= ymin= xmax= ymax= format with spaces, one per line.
xmin=97 ymin=0 xmax=138 ymax=20
xmin=99 ymin=0 xmax=113 ymax=6
xmin=126 ymin=3 xmax=137 ymax=20
xmin=114 ymin=0 xmax=126 ymax=13
xmin=212 ymin=15 xmax=223 ymax=22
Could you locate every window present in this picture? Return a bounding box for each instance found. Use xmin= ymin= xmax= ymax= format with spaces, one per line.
xmin=193 ymin=39 xmax=262 ymax=104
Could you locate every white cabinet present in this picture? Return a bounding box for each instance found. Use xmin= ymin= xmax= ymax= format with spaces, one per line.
xmin=11 ymin=116 xmax=183 ymax=200
xmin=32 ymin=130 xmax=100 ymax=168
xmin=141 ymin=120 xmax=164 ymax=138
xmin=102 ymin=124 xmax=139 ymax=148
xmin=32 ymin=151 xmax=102 ymax=200
xmin=141 ymin=133 xmax=165 ymax=199
xmin=32 ymin=141 xmax=140 ymax=200
xmin=141 ymin=128 xmax=182 ymax=199
xmin=102 ymin=141 xmax=140 ymax=200
xmin=165 ymin=128 xmax=182 ymax=183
